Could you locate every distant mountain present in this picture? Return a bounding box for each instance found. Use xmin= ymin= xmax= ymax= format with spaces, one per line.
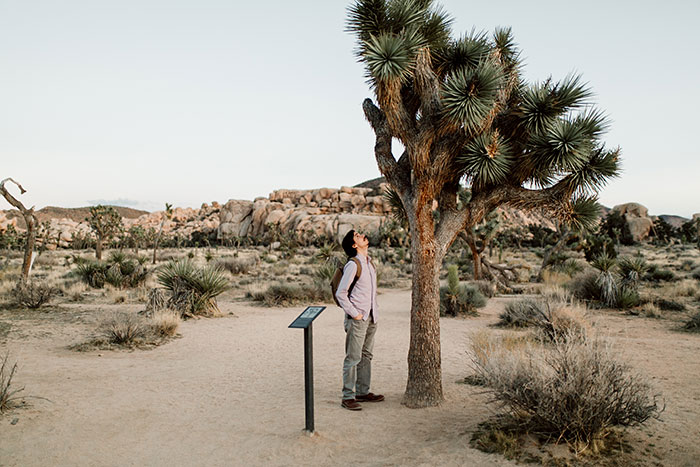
xmin=659 ymin=214 xmax=689 ymax=228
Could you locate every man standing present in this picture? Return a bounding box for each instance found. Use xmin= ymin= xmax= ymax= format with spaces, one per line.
xmin=336 ymin=229 xmax=384 ymax=411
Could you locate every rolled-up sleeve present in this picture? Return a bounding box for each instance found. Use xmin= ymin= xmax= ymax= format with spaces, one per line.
xmin=335 ymin=261 xmax=361 ymax=319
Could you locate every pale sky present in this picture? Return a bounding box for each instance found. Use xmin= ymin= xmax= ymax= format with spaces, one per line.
xmin=1 ymin=0 xmax=698 ymax=217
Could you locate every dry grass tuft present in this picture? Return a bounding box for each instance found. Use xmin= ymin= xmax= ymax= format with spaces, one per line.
xmin=0 ymin=353 xmax=24 ymax=413
xmin=659 ymin=280 xmax=698 ymax=299
xmin=150 ymin=309 xmax=181 ymax=337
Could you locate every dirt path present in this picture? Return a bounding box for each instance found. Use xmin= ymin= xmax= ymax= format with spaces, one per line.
xmin=1 ymin=290 xmax=698 ymax=466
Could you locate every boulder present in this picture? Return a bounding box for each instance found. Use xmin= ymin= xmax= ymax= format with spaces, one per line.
xmin=612 ymin=203 xmax=654 ymax=242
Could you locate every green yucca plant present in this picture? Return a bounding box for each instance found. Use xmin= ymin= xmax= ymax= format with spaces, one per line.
xmin=156 ymin=259 xmax=229 ymax=317
xmin=592 ymin=253 xmax=618 ymax=308
xmin=348 ymin=0 xmax=621 ymax=407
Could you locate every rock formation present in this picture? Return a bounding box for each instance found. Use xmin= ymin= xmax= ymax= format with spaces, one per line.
xmin=611 ymin=203 xmax=654 ymax=242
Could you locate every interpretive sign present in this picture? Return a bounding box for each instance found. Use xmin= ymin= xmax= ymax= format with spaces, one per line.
xmin=288 ymin=306 xmax=325 ymax=329
xmin=289 ymin=305 xmax=326 ymax=433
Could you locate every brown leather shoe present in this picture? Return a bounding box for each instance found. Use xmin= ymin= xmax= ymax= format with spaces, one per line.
xmin=341 ymin=398 xmax=362 ymax=411
xmin=356 ymin=393 xmax=385 ymax=402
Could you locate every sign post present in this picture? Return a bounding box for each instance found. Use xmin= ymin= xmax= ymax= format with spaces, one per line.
xmin=288 ymin=305 xmax=326 ymax=433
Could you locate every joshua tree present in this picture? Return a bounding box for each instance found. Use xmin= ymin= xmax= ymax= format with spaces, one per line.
xmin=152 ymin=203 xmax=173 ymax=264
xmin=0 ymin=178 xmax=39 ymax=282
xmin=86 ymin=205 xmax=122 ymax=260
xmin=348 ymin=0 xmax=620 ymax=407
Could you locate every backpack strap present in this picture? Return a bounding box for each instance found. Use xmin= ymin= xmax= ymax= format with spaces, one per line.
xmin=348 ymin=256 xmax=362 ymax=295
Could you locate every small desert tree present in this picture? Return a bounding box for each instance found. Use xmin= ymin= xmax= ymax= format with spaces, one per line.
xmin=152 ymin=203 xmax=173 ymax=264
xmin=0 ymin=178 xmax=39 ymax=282
xmin=348 ymin=0 xmax=620 ymax=407
xmin=86 ymin=205 xmax=122 ymax=260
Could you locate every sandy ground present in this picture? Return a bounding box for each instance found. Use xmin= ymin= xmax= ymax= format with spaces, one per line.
xmin=1 ymin=289 xmax=700 ymax=466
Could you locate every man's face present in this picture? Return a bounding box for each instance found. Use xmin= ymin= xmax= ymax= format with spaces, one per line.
xmin=353 ymin=231 xmax=369 ymax=249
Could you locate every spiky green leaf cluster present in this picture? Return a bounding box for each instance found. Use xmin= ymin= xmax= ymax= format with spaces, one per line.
xmin=442 ymin=60 xmax=503 ymax=131
xmin=457 ymin=132 xmax=512 ymax=188
xmin=348 ymin=0 xmax=622 ymax=219
xmin=567 ymin=195 xmax=601 ymax=233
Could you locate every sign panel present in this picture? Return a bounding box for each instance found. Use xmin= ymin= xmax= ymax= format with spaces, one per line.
xmin=288 ymin=306 xmax=326 ymax=329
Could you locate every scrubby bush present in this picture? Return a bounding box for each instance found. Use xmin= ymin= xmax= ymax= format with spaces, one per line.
xmin=552 ymin=258 xmax=584 ymax=277
xmin=1 ymin=353 xmax=24 ymax=413
xmin=567 ymin=271 xmax=600 ymax=301
xmin=440 ymin=265 xmax=486 ymax=316
xmin=11 ymin=281 xmax=58 ymax=309
xmin=656 ymin=298 xmax=685 ymax=312
xmin=156 ymin=259 xmax=229 ymax=317
xmin=473 ymin=280 xmax=497 ymax=298
xmin=684 ymin=311 xmax=700 ymax=332
xmin=691 ymin=267 xmax=700 ymax=281
xmin=498 ymin=299 xmax=590 ymax=342
xmin=471 ymin=333 xmax=661 ymax=450
xmin=644 ymin=264 xmax=676 ymax=282
xmin=615 ymin=287 xmax=640 ymax=309
xmin=248 ymin=283 xmax=327 ymax=306
xmin=215 ymin=256 xmax=256 ymax=275
xmin=75 ymin=253 xmax=148 ymax=289
xmin=498 ymin=299 xmax=544 ymax=328
xmin=100 ymin=311 xmax=149 ymax=345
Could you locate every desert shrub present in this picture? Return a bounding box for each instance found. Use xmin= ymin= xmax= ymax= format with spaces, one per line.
xmin=680 ymin=259 xmax=696 ymax=272
xmin=156 ymin=259 xmax=229 ymax=317
xmin=473 ymin=280 xmax=497 ymax=298
xmin=11 ymin=281 xmax=58 ymax=309
xmin=583 ymin=234 xmax=617 ymax=262
xmin=498 ymin=299 xmax=544 ymax=328
xmin=499 ymin=300 xmax=589 ymax=341
xmin=615 ymin=287 xmax=640 ymax=309
xmin=75 ymin=253 xmax=148 ymax=289
xmin=471 ymin=333 xmax=661 ymax=449
xmin=150 ymin=309 xmax=181 ymax=337
xmin=644 ymin=264 xmax=676 ymax=282
xmin=684 ymin=311 xmax=700 ymax=332
xmin=248 ymin=283 xmax=327 ymax=306
xmin=568 ymin=274 xmax=596 ymax=301
xmin=440 ymin=265 xmax=485 ymax=316
xmin=691 ymin=267 xmax=700 ymax=281
xmin=100 ymin=311 xmax=149 ymax=345
xmin=0 ymin=353 xmax=24 ymax=413
xmin=215 ymin=257 xmax=256 ymax=275
xmin=656 ymin=298 xmax=685 ymax=312
xmin=552 ymin=258 xmax=584 ymax=277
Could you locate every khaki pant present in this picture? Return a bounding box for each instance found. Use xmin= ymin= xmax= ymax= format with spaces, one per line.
xmin=342 ymin=315 xmax=377 ymax=400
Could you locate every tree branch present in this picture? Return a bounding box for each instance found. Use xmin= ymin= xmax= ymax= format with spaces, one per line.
xmin=363 ymin=99 xmax=410 ymax=195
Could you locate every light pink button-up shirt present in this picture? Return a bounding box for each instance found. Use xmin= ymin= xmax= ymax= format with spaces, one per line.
xmin=335 ymin=253 xmax=378 ymax=322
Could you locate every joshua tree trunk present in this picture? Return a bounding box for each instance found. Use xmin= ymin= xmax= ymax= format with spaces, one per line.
xmin=404 ymin=204 xmax=443 ymax=407
xmin=536 ymin=227 xmax=572 ymax=282
xmin=0 ymin=178 xmax=38 ymax=283
xmin=152 ymin=222 xmax=164 ymax=264
xmin=95 ymin=234 xmax=103 ymax=260
xmin=461 ymin=231 xmax=482 ymax=280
